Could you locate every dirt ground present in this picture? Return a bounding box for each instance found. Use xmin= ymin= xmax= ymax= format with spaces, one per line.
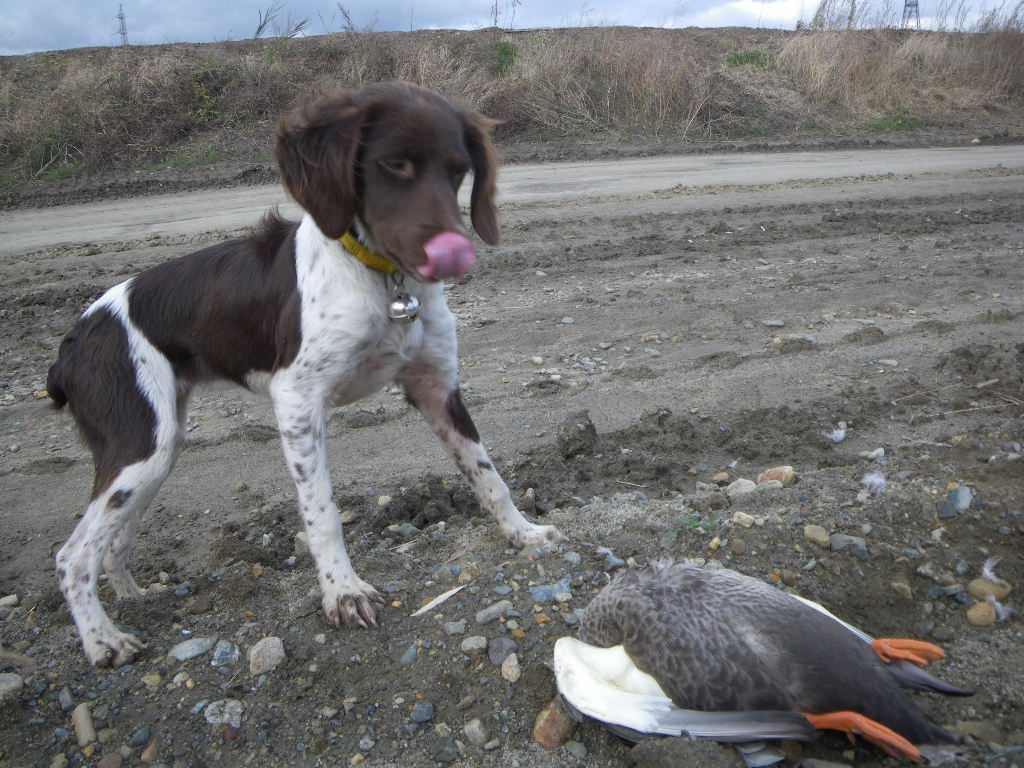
xmin=0 ymin=144 xmax=1022 ymax=768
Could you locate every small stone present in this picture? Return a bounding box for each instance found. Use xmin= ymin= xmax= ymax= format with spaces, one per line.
xmin=456 ymin=695 xmax=476 ymax=711
xmin=967 ymin=578 xmax=1011 ymax=601
xmin=140 ymin=738 xmax=159 ymax=764
xmin=772 ymin=334 xmax=815 ymax=352
xmin=948 ymin=486 xmax=973 ymax=512
xmin=0 ymin=673 xmax=24 ymax=705
xmin=711 ymin=471 xmax=730 ymax=485
xmin=533 ymin=697 xmax=575 ymax=748
xmin=249 ymin=636 xmax=285 ymax=674
xmin=804 ymin=524 xmax=830 ymax=548
xmin=0 ymin=594 xmax=18 ymax=608
xmin=129 ymin=726 xmax=152 ymax=748
xmin=50 ymin=757 xmax=69 ymax=768
xmin=756 ymin=466 xmax=796 ymax=487
xmin=725 ymin=478 xmax=757 ymax=499
xmin=556 ymin=410 xmax=597 ymax=459
xmin=58 ymin=686 xmax=74 ymax=711
xmin=891 ymin=579 xmax=914 ymax=600
xmin=561 ymin=316 xmax=575 ymax=325
xmin=294 ymin=532 xmax=310 ymax=557
xmin=488 ymin=636 xmax=518 ymax=666
xmin=461 ymin=636 xmax=488 ymax=656
xmin=204 ymin=699 xmax=244 ymax=728
xmin=411 ymin=701 xmax=435 ymax=723
xmin=443 ymin=620 xmax=467 ymax=636
xmin=501 ymin=653 xmax=521 ymax=683
xmin=168 ymin=636 xmax=217 ymax=661
xmin=728 ymin=538 xmax=747 ymax=556
xmin=967 ymin=601 xmax=996 ymax=627
xmin=73 ymin=702 xmax=96 ymax=746
xmin=464 ymin=718 xmax=489 ymax=747
xmin=211 ymin=639 xmax=241 ymax=666
xmin=393 ymin=644 xmax=416 ymax=666
xmin=96 ymin=754 xmax=122 ymax=768
xmin=830 ymin=533 xmax=869 ymax=560
xmin=377 ymin=494 xmax=391 ymax=507
xmin=732 ymin=511 xmax=756 ymax=528
xmin=429 ymin=736 xmax=460 ymax=763
xmin=475 ymin=600 xmax=513 ymax=624
xmin=762 ymin=319 xmax=786 ymax=328
xmin=565 ymin=740 xmax=588 ymax=759
xmin=531 ymin=356 xmax=544 ymax=366
xmin=529 ymin=575 xmax=572 ymax=603
xmin=141 ymin=672 xmax=162 ymax=689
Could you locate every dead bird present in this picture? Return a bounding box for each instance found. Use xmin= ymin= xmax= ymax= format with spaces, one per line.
xmin=554 ymin=561 xmax=970 ymax=764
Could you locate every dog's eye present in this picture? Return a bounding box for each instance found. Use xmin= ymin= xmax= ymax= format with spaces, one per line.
xmin=380 ymin=159 xmax=415 ymax=180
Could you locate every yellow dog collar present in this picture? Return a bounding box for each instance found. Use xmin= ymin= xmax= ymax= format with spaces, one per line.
xmin=340 ymin=231 xmax=399 ymax=275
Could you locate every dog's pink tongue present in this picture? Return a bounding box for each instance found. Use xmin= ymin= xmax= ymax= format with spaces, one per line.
xmin=418 ymin=232 xmax=476 ymax=280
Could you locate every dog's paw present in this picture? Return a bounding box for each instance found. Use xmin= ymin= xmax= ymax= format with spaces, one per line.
xmin=322 ymin=578 xmax=386 ymax=629
xmin=84 ymin=627 xmax=145 ymax=668
xmin=508 ymin=523 xmax=565 ymax=554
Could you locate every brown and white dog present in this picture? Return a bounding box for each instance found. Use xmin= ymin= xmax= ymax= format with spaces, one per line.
xmin=47 ymin=82 xmax=564 ymax=667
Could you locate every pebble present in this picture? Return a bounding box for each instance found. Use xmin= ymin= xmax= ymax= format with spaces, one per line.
xmin=411 ymin=701 xmax=435 ymax=723
xmin=0 ymin=594 xmax=17 ymax=608
xmin=58 ymin=686 xmax=74 ymax=712
xmin=461 ymin=636 xmax=488 ymax=656
xmin=129 ymin=726 xmax=152 ymax=748
xmin=966 ymin=601 xmax=996 ymax=627
xmin=168 ymin=636 xmax=217 ymax=661
xmin=954 ymin=719 xmax=1003 ymax=743
xmin=529 ymin=575 xmax=572 ymax=603
xmin=891 ymin=579 xmax=914 ymax=600
xmin=556 ymin=410 xmax=597 ymax=458
xmin=141 ymin=672 xmax=162 ymax=689
xmin=429 ymin=736 xmax=459 ymax=762
xmin=560 ymin=316 xmax=575 ymax=325
xmin=762 ymin=319 xmax=786 ymax=328
xmin=830 ymin=533 xmax=869 ymax=561
xmin=501 ymin=653 xmax=522 ymax=683
xmin=732 ymin=511 xmax=756 ymax=528
xmin=475 ymin=600 xmax=513 ymax=624
xmin=725 ymin=478 xmax=757 ymax=499
xmin=533 ymin=697 xmax=575 ymax=748
xmin=249 ymin=636 xmax=285 ymax=674
xmin=949 ymin=486 xmax=973 ymax=512
xmin=73 ymin=702 xmax=96 ymax=746
xmin=398 ymin=644 xmax=418 ymax=666
xmin=204 ymin=699 xmax=244 ymax=728
xmin=211 ymin=639 xmax=241 ymax=666
xmin=728 ymin=538 xmax=747 ymax=556
xmin=464 ymin=718 xmax=489 ymax=747
xmin=602 ymin=552 xmax=626 ymax=571
xmin=443 ymin=620 xmax=467 ymax=636
xmin=294 ymin=532 xmax=310 ymax=557
xmin=96 ymin=755 xmax=122 ymax=768
xmin=565 ymin=740 xmax=588 ymax=759
xmin=140 ymin=738 xmax=159 ymax=764
xmin=0 ymin=672 xmax=24 ymax=705
xmin=804 ymin=524 xmax=831 ymax=548
xmin=967 ymin=578 xmax=1011 ymax=601
xmin=488 ymin=636 xmax=518 ymax=666
xmin=50 ymin=757 xmax=69 ymax=768
xmin=712 ymin=471 xmax=730 ymax=484
xmin=756 ymin=466 xmax=796 ymax=487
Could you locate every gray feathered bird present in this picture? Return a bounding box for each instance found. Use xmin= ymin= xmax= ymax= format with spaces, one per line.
xmin=554 ymin=561 xmax=969 ymax=764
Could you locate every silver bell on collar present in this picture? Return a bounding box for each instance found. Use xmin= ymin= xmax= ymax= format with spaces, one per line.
xmin=388 ymin=273 xmax=420 ymax=322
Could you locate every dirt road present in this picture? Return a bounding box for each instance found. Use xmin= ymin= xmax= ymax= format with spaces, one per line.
xmin=1 ymin=145 xmax=1022 ymax=767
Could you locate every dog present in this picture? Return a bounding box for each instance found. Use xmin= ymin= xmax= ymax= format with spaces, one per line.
xmin=47 ymin=81 xmax=564 ymax=667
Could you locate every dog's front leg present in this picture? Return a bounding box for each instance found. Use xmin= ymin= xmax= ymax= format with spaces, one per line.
xmin=400 ymin=367 xmax=564 ymax=552
xmin=271 ymin=385 xmax=383 ymax=627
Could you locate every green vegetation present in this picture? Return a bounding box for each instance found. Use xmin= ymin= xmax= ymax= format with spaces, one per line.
xmin=868 ymin=108 xmax=921 ymax=131
xmin=727 ymin=50 xmax=770 ymax=68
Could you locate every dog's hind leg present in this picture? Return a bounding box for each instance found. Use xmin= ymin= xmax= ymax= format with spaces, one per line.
xmin=102 ymin=389 xmax=190 ymax=599
xmin=400 ymin=368 xmax=564 ymax=553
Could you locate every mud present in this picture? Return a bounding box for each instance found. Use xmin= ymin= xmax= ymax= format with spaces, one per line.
xmin=0 ymin=148 xmax=1022 ymax=768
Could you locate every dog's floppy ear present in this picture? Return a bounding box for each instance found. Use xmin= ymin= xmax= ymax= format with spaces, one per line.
xmin=461 ymin=110 xmax=500 ymax=246
xmin=275 ymin=88 xmax=365 ymax=239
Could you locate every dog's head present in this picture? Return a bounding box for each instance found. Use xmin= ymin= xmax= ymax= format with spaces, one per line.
xmin=275 ymin=81 xmax=499 ymax=280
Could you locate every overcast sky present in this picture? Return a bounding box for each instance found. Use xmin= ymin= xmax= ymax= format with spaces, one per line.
xmin=0 ymin=1 xmax=975 ymax=56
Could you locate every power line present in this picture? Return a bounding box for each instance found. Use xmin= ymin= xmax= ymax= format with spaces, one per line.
xmin=901 ymin=0 xmax=920 ymax=29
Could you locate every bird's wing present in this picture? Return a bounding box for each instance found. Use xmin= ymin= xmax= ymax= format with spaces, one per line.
xmin=554 ymin=638 xmax=816 ymax=741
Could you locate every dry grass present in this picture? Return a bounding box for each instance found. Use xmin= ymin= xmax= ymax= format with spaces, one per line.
xmin=1 ymin=24 xmax=1022 ymax=182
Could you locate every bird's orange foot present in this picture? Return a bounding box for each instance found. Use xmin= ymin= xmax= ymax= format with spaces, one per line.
xmin=871 ymin=638 xmax=946 ymax=666
xmin=803 ymin=710 xmax=922 ymax=763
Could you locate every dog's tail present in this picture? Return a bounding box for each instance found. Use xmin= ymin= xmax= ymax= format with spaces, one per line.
xmin=46 ymin=358 xmax=68 ymax=409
